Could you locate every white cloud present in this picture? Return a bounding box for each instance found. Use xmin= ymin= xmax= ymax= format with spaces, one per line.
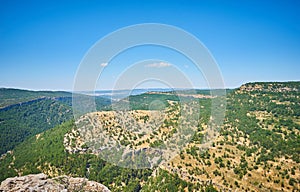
xmin=100 ymin=62 xmax=108 ymax=67
xmin=145 ymin=62 xmax=172 ymax=68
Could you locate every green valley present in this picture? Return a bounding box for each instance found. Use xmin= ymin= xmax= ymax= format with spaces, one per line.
xmin=0 ymin=82 xmax=299 ymax=191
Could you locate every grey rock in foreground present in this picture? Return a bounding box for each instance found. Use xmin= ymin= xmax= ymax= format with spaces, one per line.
xmin=0 ymin=173 xmax=110 ymax=192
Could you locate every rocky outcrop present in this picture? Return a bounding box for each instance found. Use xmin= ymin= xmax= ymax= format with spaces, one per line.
xmin=0 ymin=173 xmax=110 ymax=192
xmin=238 ymin=82 xmax=299 ymax=93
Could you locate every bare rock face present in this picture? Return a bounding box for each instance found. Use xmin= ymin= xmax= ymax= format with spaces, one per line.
xmin=0 ymin=173 xmax=110 ymax=192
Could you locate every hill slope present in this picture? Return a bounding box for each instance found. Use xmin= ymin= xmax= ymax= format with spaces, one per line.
xmin=166 ymin=82 xmax=300 ymax=191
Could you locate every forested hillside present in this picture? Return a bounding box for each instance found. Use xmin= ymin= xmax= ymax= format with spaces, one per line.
xmin=0 ymin=89 xmax=111 ymax=155
xmin=0 ymin=82 xmax=299 ymax=191
xmin=0 ymin=98 xmax=73 ymax=154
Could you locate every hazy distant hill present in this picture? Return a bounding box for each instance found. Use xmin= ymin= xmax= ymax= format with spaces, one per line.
xmin=0 ymin=82 xmax=299 ymax=191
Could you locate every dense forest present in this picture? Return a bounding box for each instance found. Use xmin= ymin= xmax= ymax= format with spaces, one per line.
xmin=0 ymin=97 xmax=73 ymax=154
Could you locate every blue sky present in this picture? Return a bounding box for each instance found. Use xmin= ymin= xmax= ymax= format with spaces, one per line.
xmin=0 ymin=0 xmax=299 ymax=90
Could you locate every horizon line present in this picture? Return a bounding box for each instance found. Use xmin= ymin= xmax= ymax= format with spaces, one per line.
xmin=1 ymin=80 xmax=299 ymax=92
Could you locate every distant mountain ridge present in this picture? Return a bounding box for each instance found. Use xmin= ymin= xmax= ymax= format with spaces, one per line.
xmin=0 ymin=96 xmax=71 ymax=112
xmin=0 ymin=88 xmax=72 ymax=109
